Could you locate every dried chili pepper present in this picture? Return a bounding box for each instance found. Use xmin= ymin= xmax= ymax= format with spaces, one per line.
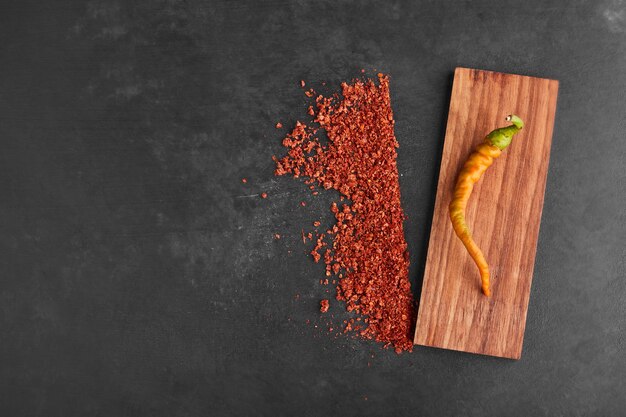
xmin=449 ymin=115 xmax=524 ymax=296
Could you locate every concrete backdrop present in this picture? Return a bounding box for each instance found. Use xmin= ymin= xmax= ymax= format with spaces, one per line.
xmin=1 ymin=0 xmax=625 ymax=415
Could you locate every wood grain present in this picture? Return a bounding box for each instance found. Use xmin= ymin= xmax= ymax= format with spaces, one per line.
xmin=414 ymin=68 xmax=559 ymax=359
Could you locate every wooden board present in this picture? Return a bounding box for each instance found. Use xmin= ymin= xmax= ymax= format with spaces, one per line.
xmin=414 ymin=67 xmax=559 ymax=359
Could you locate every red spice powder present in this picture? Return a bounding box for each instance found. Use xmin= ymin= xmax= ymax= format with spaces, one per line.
xmin=320 ymin=299 xmax=329 ymax=313
xmin=274 ymin=74 xmax=415 ymax=352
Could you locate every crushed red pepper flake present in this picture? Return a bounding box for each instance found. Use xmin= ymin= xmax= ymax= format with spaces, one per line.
xmin=275 ymin=122 xmax=283 ymax=129
xmin=320 ymin=299 xmax=329 ymax=313
xmin=300 ymin=80 xmax=306 ymax=88
xmin=274 ymin=74 xmax=415 ymax=352
xmin=260 ymin=192 xmax=268 ymax=199
xmin=241 ymin=178 xmax=247 ymax=183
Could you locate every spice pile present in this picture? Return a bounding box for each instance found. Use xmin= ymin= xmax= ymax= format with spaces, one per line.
xmin=274 ymin=74 xmax=415 ymax=352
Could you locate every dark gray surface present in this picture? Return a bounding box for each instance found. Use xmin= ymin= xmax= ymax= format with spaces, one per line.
xmin=1 ymin=0 xmax=625 ymax=416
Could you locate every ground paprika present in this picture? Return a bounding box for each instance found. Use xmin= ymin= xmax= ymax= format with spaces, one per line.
xmin=274 ymin=74 xmax=415 ymax=353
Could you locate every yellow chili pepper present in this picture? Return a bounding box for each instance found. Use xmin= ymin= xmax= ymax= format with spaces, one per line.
xmin=449 ymin=115 xmax=524 ymax=296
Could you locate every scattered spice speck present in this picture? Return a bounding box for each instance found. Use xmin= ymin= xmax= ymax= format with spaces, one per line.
xmin=300 ymin=201 xmax=306 ymax=207
xmin=260 ymin=192 xmax=268 ymax=199
xmin=276 ymin=122 xmax=283 ymax=129
xmin=241 ymin=178 xmax=247 ymax=183
xmin=300 ymin=80 xmax=305 ymax=87
xmin=274 ymin=233 xmax=281 ymax=239
xmin=320 ymin=299 xmax=329 ymax=313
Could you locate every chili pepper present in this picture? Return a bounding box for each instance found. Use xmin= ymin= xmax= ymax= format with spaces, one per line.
xmin=449 ymin=115 xmax=524 ymax=296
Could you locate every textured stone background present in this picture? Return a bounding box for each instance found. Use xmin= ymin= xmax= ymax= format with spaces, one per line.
xmin=1 ymin=0 xmax=625 ymax=415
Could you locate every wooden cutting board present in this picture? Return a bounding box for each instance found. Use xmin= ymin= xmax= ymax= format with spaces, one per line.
xmin=414 ymin=67 xmax=559 ymax=359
